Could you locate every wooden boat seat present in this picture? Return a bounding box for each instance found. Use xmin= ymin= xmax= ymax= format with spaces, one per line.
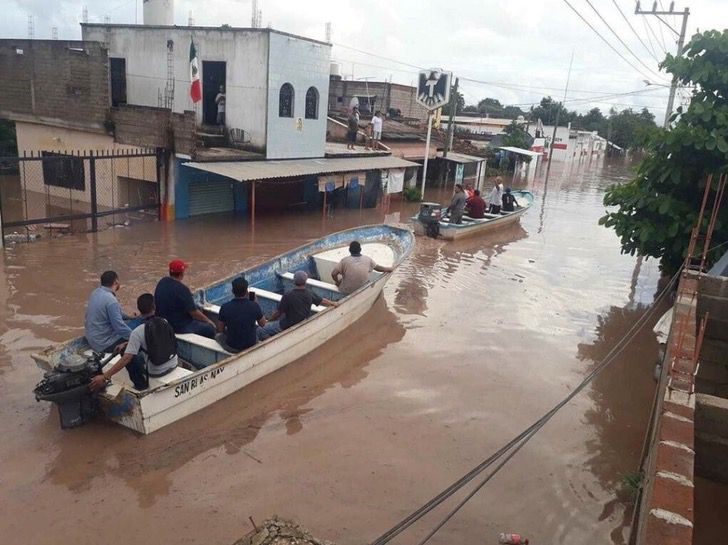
xmin=176 ymin=333 xmax=231 ymax=355
xmin=277 ymin=271 xmax=341 ymax=293
xmin=97 ymin=354 xmax=195 ymax=395
xmin=204 ymin=287 xmax=326 ymax=314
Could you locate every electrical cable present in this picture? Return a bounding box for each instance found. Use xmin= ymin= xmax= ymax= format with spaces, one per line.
xmin=369 ymin=266 xmax=681 ymax=545
xmin=583 ymin=0 xmax=665 ymax=79
xmin=640 ymin=17 xmax=662 ymax=61
xmin=644 ymin=17 xmax=670 ymax=57
xmin=610 ymin=0 xmax=661 ymax=64
xmin=560 ymin=0 xmax=670 ymax=84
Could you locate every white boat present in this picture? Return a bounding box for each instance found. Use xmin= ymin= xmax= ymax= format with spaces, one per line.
xmin=32 ymin=225 xmax=414 ymax=435
xmin=413 ymin=190 xmax=534 ymax=240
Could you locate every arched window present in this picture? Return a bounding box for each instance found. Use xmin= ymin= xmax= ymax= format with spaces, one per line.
xmin=279 ymin=83 xmax=294 ymax=118
xmin=305 ymin=86 xmax=319 ymax=119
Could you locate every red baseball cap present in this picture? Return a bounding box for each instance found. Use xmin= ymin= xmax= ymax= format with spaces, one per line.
xmin=169 ymin=259 xmax=188 ymax=274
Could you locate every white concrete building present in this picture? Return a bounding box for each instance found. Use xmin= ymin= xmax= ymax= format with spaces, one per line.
xmin=82 ymin=24 xmax=331 ymax=159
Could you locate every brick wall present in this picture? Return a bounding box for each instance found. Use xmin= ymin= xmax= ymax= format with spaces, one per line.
xmin=634 ymin=274 xmax=698 ymax=545
xmin=111 ymin=105 xmax=195 ymax=155
xmin=328 ymin=78 xmax=428 ymax=121
xmin=0 ymin=40 xmax=109 ymax=131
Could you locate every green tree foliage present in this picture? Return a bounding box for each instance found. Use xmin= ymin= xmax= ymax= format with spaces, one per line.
xmin=441 ymin=89 xmax=465 ymax=116
xmin=600 ymin=29 xmax=728 ymax=274
xmin=478 ymin=97 xmax=504 ymax=117
xmin=502 ymin=121 xmax=532 ymax=150
xmin=529 ymin=96 xmax=575 ymax=126
xmin=503 ymin=105 xmax=526 ymax=119
xmin=606 ymin=107 xmax=658 ymax=150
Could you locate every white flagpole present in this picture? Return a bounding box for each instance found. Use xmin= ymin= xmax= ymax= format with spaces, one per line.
xmin=420 ymin=111 xmax=433 ymax=199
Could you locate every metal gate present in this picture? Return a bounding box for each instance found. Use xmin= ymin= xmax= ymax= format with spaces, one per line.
xmin=188 ymin=179 xmax=234 ymax=216
xmin=0 ymin=148 xmax=161 ymax=239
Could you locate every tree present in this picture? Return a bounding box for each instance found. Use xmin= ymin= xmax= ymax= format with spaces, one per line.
xmin=529 ymin=96 xmax=572 ymax=126
xmin=502 ymin=105 xmax=526 ymax=119
xmin=502 ymin=121 xmax=532 ymax=150
xmin=606 ymin=108 xmax=657 ymax=150
xmin=441 ymin=89 xmax=465 ymax=116
xmin=477 ymin=97 xmax=504 ymax=117
xmin=600 ymin=29 xmax=728 ymax=274
xmin=574 ymin=107 xmax=607 ymax=134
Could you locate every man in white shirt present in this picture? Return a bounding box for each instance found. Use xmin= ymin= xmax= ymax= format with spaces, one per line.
xmin=488 ymin=177 xmax=504 ymax=214
xmin=367 ymin=110 xmax=383 ymax=150
xmin=215 ymin=85 xmax=226 ymax=126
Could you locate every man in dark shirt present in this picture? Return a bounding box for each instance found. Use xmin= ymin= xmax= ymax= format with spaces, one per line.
xmin=501 ymin=187 xmax=520 ymax=212
xmin=154 ymin=259 xmax=216 ymax=338
xmin=216 ymin=277 xmax=266 ymax=352
xmin=466 ymin=189 xmax=487 ymax=218
xmin=258 ymin=271 xmax=337 ymax=340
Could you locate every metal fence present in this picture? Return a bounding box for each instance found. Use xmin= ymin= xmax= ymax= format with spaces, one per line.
xmin=0 ymin=148 xmax=161 ymax=239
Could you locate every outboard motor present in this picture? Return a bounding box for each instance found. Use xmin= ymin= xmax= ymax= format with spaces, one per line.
xmin=418 ymin=202 xmax=442 ymax=238
xmin=34 ymin=352 xmax=111 ymax=429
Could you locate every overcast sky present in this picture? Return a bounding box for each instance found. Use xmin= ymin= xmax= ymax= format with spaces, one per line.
xmin=2 ymin=0 xmax=724 ymax=117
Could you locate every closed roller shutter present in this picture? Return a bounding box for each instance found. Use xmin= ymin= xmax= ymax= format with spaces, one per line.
xmin=189 ymin=179 xmax=234 ymax=216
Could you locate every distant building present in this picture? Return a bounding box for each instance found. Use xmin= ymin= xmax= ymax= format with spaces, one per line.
xmin=83 ymin=23 xmax=331 ymax=160
xmin=327 ymin=72 xmax=429 ymax=121
xmin=528 ymin=124 xmax=607 ymax=161
xmin=440 ymin=115 xmax=527 ymax=136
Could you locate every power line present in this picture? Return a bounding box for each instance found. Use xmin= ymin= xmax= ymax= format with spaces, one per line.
xmin=560 ymin=0 xmax=669 ymax=84
xmin=369 ymin=267 xmax=682 ymax=545
xmin=641 ymin=17 xmax=664 ymax=60
xmin=583 ymin=0 xmax=664 ymax=79
xmin=610 ymin=0 xmax=661 ymax=63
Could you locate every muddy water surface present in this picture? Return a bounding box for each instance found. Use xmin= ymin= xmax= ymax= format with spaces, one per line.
xmin=0 ymin=158 xmax=662 ymax=545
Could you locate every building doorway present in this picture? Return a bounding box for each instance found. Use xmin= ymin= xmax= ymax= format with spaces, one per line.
xmin=202 ymin=61 xmax=226 ymax=126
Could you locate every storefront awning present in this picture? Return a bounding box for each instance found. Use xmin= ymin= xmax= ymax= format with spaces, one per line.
xmin=436 ymin=151 xmax=484 ymax=164
xmin=499 ymin=146 xmax=542 ymax=158
xmin=183 ymin=156 xmax=421 ymax=182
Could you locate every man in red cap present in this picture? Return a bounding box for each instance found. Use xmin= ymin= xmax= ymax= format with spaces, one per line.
xmin=154 ymin=259 xmax=216 ymax=338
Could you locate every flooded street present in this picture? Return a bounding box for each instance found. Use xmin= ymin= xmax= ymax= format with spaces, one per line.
xmin=0 ymin=158 xmax=663 ymax=545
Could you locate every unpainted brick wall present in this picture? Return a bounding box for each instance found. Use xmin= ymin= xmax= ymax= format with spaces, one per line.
xmin=0 ymin=40 xmax=109 ymax=128
xmin=111 ymin=106 xmax=195 ymax=155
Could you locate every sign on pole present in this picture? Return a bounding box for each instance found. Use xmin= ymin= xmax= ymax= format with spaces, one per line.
xmin=417 ymin=68 xmax=452 ymax=198
xmin=416 ymin=69 xmax=452 ymax=111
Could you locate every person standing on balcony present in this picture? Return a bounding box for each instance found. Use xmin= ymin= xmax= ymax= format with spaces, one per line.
xmin=215 ymin=85 xmax=226 ymax=126
xmin=347 ymin=107 xmax=360 ymax=150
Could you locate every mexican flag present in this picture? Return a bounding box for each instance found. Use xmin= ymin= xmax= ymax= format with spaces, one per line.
xmin=189 ymin=39 xmax=202 ymax=103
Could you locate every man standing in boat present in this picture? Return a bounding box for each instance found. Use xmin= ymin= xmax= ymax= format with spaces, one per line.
xmin=501 ymin=187 xmax=520 ymax=212
xmin=331 ymin=241 xmax=393 ymax=295
xmin=216 ymin=277 xmax=267 ymax=353
xmin=258 ymin=271 xmax=337 ymax=339
xmin=445 ymin=184 xmax=467 ymax=224
xmin=154 ymin=260 xmax=216 ymax=339
xmin=488 ymin=177 xmax=504 ymax=214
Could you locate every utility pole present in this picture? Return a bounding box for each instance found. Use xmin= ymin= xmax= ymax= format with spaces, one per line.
xmin=544 ymin=52 xmax=574 ymax=184
xmin=443 ymin=77 xmax=459 ymax=158
xmin=635 ymin=1 xmax=690 ymax=128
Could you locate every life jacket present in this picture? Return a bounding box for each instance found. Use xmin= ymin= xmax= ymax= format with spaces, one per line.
xmin=144 ymin=317 xmax=177 ymax=367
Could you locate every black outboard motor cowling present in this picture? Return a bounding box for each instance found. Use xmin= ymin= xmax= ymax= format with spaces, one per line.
xmin=418 ymin=202 xmax=442 ymax=238
xmin=34 ymin=353 xmax=108 ymax=429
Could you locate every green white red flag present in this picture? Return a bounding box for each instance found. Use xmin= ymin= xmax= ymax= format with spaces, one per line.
xmin=189 ymin=39 xmax=201 ymax=103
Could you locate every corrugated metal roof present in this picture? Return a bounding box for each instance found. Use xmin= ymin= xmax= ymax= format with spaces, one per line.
xmin=183 ymin=156 xmax=420 ymax=182
xmin=437 ymin=152 xmax=485 ymax=164
xmin=499 ymin=146 xmax=542 ymax=158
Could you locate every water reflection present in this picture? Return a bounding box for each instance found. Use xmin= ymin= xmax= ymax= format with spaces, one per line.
xmin=44 ymin=297 xmax=406 ymax=508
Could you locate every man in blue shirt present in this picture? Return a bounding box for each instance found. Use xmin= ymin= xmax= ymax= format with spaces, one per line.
xmin=84 ymin=271 xmax=147 ymax=389
xmin=85 ymin=271 xmax=133 ymax=353
xmin=216 ymin=277 xmax=266 ymax=352
xmin=154 ymin=259 xmax=216 ymax=338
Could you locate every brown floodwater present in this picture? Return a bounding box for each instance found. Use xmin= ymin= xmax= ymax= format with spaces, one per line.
xmin=0 ymin=157 xmax=663 ymax=545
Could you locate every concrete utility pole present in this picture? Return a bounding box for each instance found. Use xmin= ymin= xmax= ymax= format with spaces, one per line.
xmin=635 ymin=1 xmax=690 ymax=128
xmin=443 ymin=77 xmax=459 ymax=158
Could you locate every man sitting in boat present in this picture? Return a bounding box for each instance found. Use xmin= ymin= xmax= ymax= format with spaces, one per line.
xmin=445 ymin=184 xmax=467 ymax=224
xmin=465 ymin=189 xmax=486 ymax=219
xmin=464 ymin=183 xmax=475 ymax=199
xmin=154 ymin=259 xmax=216 ymax=339
xmin=216 ymin=277 xmax=267 ymax=353
xmin=331 ymin=241 xmax=394 ymax=295
xmin=258 ymin=271 xmax=337 ymax=340
xmin=501 ymin=187 xmax=520 ymax=212
xmin=88 ymin=294 xmax=178 ymax=392
xmin=84 ymin=271 xmax=148 ymax=388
